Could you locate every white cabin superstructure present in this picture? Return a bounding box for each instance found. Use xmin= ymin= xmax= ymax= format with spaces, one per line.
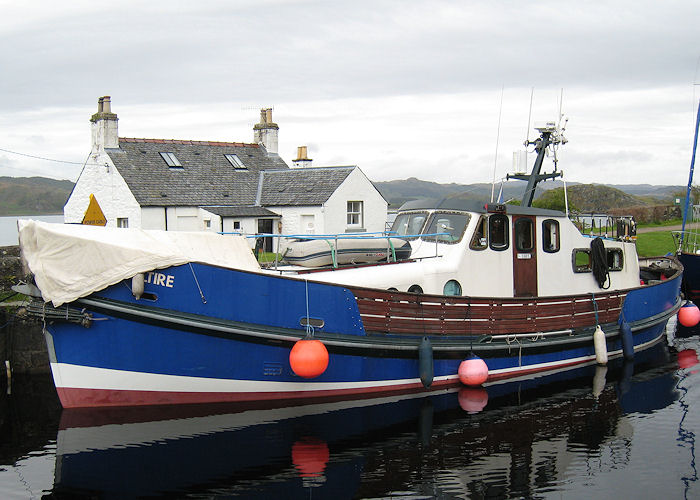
xmin=277 ymin=198 xmax=639 ymax=299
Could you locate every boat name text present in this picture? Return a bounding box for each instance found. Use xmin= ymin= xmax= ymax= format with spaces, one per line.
xmin=145 ymin=272 xmax=175 ymax=288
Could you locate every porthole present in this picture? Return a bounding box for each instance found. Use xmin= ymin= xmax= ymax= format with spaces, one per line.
xmin=443 ymin=280 xmax=462 ymax=296
xmin=408 ymin=284 xmax=424 ymax=294
xmin=572 ymin=249 xmax=592 ymax=273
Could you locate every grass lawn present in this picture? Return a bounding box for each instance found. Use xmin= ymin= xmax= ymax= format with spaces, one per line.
xmin=635 ymin=231 xmax=677 ymax=257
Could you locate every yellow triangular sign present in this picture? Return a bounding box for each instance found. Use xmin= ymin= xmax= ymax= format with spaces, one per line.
xmin=82 ymin=194 xmax=107 ymax=226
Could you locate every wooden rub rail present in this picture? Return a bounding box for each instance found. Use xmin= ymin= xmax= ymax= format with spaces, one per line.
xmin=348 ymin=287 xmax=626 ymax=336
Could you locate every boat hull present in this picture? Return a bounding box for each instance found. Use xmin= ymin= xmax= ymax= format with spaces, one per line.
xmin=38 ymin=262 xmax=682 ymax=408
xmin=679 ymin=251 xmax=700 ymax=303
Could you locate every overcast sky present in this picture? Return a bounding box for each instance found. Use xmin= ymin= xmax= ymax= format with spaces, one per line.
xmin=1 ymin=0 xmax=699 ymax=189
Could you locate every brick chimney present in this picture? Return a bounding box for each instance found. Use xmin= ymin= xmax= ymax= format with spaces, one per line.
xmin=90 ymin=96 xmax=119 ymax=150
xmin=292 ymin=146 xmax=313 ymax=168
xmin=253 ymin=108 xmax=279 ymax=154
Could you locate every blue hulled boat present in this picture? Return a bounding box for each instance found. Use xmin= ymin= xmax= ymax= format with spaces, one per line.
xmin=17 ymin=123 xmax=682 ymax=408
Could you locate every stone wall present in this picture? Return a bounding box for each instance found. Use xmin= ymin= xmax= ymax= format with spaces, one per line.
xmin=0 ymin=245 xmax=23 ymax=293
xmin=1 ymin=245 xmax=49 ymax=374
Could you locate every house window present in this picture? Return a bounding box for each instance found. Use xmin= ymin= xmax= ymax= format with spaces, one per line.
xmin=117 ymin=218 xmax=129 ymax=228
xmin=347 ymin=201 xmax=363 ymax=227
xmin=159 ymin=152 xmax=182 ymax=168
xmin=233 ymin=221 xmax=241 ymax=230
xmin=224 ymin=154 xmax=247 ymax=169
xmin=204 ymin=219 xmax=211 ymax=229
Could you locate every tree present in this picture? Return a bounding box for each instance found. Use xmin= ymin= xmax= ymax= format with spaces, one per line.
xmin=532 ymin=188 xmax=578 ymax=212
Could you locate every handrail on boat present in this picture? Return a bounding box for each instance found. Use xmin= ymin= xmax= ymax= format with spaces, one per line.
xmin=672 ymin=229 xmax=700 ymax=254
xmin=218 ymin=230 xmax=450 ymax=269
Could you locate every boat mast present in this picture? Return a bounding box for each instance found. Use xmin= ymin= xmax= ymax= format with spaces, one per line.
xmin=681 ymin=100 xmax=700 ymax=243
xmin=507 ymin=122 xmax=565 ymax=207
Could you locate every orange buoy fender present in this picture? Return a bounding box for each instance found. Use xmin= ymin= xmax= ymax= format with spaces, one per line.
xmin=458 ymin=387 xmax=488 ymax=413
xmin=678 ymin=303 xmax=700 ymax=327
xmin=458 ymin=356 xmax=488 ymax=386
xmin=678 ymin=349 xmax=699 ymax=369
xmin=291 ymin=437 xmax=329 ymax=477
xmin=289 ymin=339 xmax=329 ymax=378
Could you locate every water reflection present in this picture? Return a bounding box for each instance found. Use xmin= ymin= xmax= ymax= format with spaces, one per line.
xmin=1 ymin=332 xmax=699 ymax=498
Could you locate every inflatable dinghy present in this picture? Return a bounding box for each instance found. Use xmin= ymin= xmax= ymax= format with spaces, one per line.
xmin=283 ymin=236 xmax=411 ymax=267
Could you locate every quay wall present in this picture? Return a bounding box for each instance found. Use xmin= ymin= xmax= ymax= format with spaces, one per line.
xmin=1 ymin=245 xmax=49 ymax=374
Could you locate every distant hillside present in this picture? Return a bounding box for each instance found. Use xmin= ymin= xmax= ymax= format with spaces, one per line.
xmin=0 ymin=177 xmax=74 ymax=216
xmin=375 ymin=178 xmax=682 ymax=210
xmin=0 ymin=175 xmax=685 ymax=217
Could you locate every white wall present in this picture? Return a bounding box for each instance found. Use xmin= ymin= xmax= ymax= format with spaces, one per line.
xmin=270 ymin=206 xmax=325 ymax=236
xmin=324 ymin=168 xmax=387 ymax=234
xmin=64 ymin=150 xmax=142 ymax=228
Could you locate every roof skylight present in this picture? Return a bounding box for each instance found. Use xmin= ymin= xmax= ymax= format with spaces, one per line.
xmin=224 ymin=154 xmax=247 ymax=169
xmin=160 ymin=152 xmax=182 ymax=168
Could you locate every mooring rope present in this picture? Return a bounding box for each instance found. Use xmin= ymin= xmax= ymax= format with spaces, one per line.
xmin=189 ymin=263 xmax=207 ymax=304
xmin=304 ymin=278 xmax=314 ymax=337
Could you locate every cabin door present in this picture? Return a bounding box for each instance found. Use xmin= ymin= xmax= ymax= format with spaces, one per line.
xmin=512 ymin=215 xmax=537 ymax=297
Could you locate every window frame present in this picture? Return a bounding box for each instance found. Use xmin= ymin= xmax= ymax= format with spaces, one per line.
xmin=514 ymin=218 xmax=535 ymax=252
xmin=607 ymin=248 xmax=624 ymax=271
xmin=469 ymin=215 xmax=489 ymax=250
xmin=488 ymin=214 xmax=510 ymax=251
xmin=224 ymin=153 xmax=247 ymax=170
xmin=572 ymin=248 xmax=592 ymax=273
xmin=420 ymin=212 xmax=470 ymax=245
xmin=159 ymin=152 xmax=182 ymax=168
xmin=347 ymin=201 xmax=364 ymax=227
xmin=390 ymin=211 xmax=428 ymax=240
xmin=542 ymin=219 xmax=560 ymax=253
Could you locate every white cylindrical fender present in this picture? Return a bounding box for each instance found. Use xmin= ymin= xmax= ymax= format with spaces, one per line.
xmin=593 ymin=325 xmax=608 ymax=365
xmin=131 ymin=273 xmax=145 ymax=300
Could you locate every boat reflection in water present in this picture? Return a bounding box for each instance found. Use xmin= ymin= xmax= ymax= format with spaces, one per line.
xmin=51 ymin=338 xmax=685 ymax=498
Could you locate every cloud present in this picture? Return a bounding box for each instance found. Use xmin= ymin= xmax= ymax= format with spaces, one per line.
xmin=0 ymin=1 xmax=698 ymax=187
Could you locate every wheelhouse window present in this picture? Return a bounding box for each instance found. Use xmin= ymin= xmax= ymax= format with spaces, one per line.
xmin=607 ymin=248 xmax=624 ymax=271
xmin=542 ymin=219 xmax=560 ymax=253
xmin=470 ymin=216 xmax=488 ymax=250
xmin=489 ymin=214 xmax=509 ymax=251
xmin=159 ymin=152 xmax=182 ymax=168
xmin=514 ymin=218 xmax=534 ymax=252
xmin=573 ymin=249 xmax=592 ymax=273
xmin=347 ymin=201 xmax=364 ymax=227
xmin=224 ymin=154 xmax=247 ymax=169
xmin=390 ymin=212 xmax=428 ymax=240
xmin=421 ymin=212 xmax=470 ymax=244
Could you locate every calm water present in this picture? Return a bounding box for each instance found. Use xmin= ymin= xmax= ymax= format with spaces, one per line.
xmin=1 ymin=321 xmax=699 ymax=499
xmin=0 ymin=215 xmax=63 ymax=246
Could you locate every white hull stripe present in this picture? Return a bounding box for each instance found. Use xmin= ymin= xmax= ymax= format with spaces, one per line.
xmin=51 ymin=363 xmax=458 ymax=393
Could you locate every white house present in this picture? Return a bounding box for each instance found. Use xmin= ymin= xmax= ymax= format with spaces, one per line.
xmin=64 ymin=96 xmax=388 ymax=249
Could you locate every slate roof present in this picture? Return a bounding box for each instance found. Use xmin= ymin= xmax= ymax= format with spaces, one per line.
xmin=259 ymin=166 xmax=355 ymax=206
xmin=107 ymin=138 xmax=289 ymax=207
xmin=203 ymin=206 xmax=280 ymax=217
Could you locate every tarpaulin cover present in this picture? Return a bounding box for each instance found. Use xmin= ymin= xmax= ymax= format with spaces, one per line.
xmin=18 ymin=219 xmax=260 ymax=306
